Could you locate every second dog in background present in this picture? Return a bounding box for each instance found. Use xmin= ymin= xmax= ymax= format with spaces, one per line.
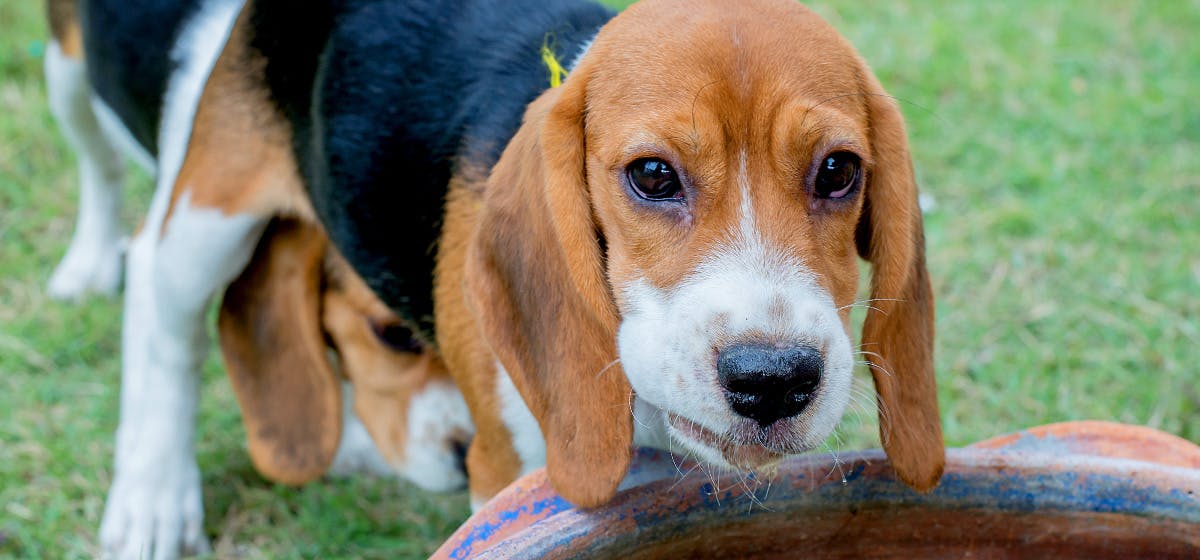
xmin=43 ymin=1 xmax=473 ymax=558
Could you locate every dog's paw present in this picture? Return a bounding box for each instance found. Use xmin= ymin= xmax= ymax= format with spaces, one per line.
xmin=99 ymin=461 xmax=208 ymax=560
xmin=47 ymin=237 xmax=125 ymax=300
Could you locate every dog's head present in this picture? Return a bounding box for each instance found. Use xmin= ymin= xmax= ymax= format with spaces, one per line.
xmin=219 ymin=219 xmax=472 ymax=491
xmin=466 ymin=0 xmax=942 ymax=506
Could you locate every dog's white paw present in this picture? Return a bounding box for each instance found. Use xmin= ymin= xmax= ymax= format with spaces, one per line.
xmin=99 ymin=460 xmax=208 ymax=560
xmin=47 ymin=238 xmax=125 ymax=300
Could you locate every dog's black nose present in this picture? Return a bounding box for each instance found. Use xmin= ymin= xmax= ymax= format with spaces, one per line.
xmin=717 ymin=343 xmax=823 ymax=427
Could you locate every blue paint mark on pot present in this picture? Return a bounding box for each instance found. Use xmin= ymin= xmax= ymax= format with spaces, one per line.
xmin=448 ymin=495 xmax=572 ymax=559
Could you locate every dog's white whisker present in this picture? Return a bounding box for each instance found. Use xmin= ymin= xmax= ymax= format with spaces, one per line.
xmin=594 ymin=358 xmax=622 ymax=380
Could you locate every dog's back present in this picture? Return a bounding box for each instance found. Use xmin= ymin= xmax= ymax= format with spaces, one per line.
xmin=244 ymin=0 xmax=613 ymax=334
xmin=76 ymin=0 xmax=205 ymax=152
xmin=56 ymin=0 xmax=613 ymax=335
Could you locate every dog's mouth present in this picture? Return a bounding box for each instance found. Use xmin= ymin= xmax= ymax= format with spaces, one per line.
xmin=666 ymin=413 xmax=790 ymax=471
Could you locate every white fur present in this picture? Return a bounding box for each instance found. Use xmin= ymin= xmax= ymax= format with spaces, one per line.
xmin=331 ymin=375 xmax=473 ymax=492
xmin=102 ymin=196 xmax=263 ymax=560
xmin=495 ymin=362 xmax=547 ymax=477
xmin=569 ymin=33 xmax=598 ymax=71
xmin=615 ymin=153 xmax=853 ymax=472
xmin=44 ymin=41 xmax=127 ymax=300
xmin=619 ymin=398 xmax=674 ymax=491
xmin=470 ymin=497 xmax=489 ymax=514
xmin=397 ymin=380 xmax=473 ymax=492
xmin=492 ymin=366 xmax=673 ymax=497
xmin=329 ymin=383 xmax=394 ymax=478
xmin=471 ymin=364 xmax=543 ymax=512
xmin=630 ymin=397 xmax=671 ymax=450
xmin=91 ymin=95 xmax=156 ymax=173
xmin=97 ymin=3 xmax=248 ymax=560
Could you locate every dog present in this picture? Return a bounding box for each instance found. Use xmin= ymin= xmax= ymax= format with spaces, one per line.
xmin=440 ymin=0 xmax=945 ymax=508
xmin=44 ymin=1 xmax=472 ymax=558
xmin=48 ymin=0 xmax=944 ymax=557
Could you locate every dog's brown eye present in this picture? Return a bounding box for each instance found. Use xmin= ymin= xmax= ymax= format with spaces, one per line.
xmin=814 ymin=152 xmax=860 ymax=199
xmin=369 ymin=319 xmax=421 ymax=353
xmin=627 ymin=158 xmax=682 ymax=200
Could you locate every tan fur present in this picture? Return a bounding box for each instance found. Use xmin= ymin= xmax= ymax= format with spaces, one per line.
xmin=174 ymin=10 xmax=462 ymax=485
xmin=459 ymin=85 xmax=634 ymax=507
xmin=442 ymin=0 xmax=943 ymax=505
xmin=162 ymin=7 xmax=314 ymax=233
xmin=436 ymin=174 xmax=525 ymax=502
xmin=168 ymin=10 xmax=331 ymax=484
xmin=218 ymin=219 xmax=341 ymax=484
xmin=137 ymin=0 xmax=941 ymax=504
xmin=46 ymin=0 xmax=82 ymax=58
xmin=856 ymin=72 xmax=944 ymax=492
xmin=219 ymin=218 xmax=461 ymax=485
xmin=323 ymin=253 xmax=467 ymax=468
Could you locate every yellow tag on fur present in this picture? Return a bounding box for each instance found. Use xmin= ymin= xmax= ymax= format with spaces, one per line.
xmin=541 ymin=37 xmax=568 ymax=88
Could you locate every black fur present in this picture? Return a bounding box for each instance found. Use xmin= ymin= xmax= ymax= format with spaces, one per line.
xmin=80 ymin=0 xmax=204 ymax=153
xmin=248 ymin=0 xmax=613 ymax=339
xmin=77 ymin=0 xmax=612 ymax=340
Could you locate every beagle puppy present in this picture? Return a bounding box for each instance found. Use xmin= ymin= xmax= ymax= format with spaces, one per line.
xmin=437 ymin=0 xmax=944 ymax=509
xmin=440 ymin=0 xmax=946 ymax=509
xmin=44 ymin=1 xmax=471 ymax=558
xmin=49 ymin=0 xmax=944 ymax=556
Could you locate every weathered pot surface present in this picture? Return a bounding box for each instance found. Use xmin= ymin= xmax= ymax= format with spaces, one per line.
xmin=434 ymin=421 xmax=1200 ymax=559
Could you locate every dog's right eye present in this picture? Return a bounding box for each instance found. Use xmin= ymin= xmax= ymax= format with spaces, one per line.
xmin=813 ymin=151 xmax=861 ymax=199
xmin=627 ymin=158 xmax=682 ymax=200
xmin=369 ymin=319 xmax=421 ymax=353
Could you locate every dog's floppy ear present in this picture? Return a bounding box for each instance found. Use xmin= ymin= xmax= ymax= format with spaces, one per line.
xmin=218 ymin=218 xmax=341 ymax=485
xmin=464 ymin=68 xmax=633 ymax=508
xmin=855 ymin=71 xmax=945 ymax=492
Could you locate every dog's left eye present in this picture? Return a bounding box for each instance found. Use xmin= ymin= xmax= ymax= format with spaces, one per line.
xmin=369 ymin=319 xmax=421 ymax=353
xmin=627 ymin=158 xmax=682 ymax=200
xmin=813 ymin=152 xmax=861 ymax=199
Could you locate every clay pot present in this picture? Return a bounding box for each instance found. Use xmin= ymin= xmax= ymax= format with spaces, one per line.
xmin=434 ymin=421 xmax=1200 ymax=559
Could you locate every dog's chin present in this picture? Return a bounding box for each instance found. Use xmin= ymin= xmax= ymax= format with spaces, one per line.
xmin=666 ymin=413 xmax=798 ymax=472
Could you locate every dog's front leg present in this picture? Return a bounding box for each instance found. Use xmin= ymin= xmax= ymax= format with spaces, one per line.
xmin=99 ymin=198 xmax=265 ymax=560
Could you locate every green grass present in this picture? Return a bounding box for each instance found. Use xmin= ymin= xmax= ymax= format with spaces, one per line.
xmin=2 ymin=0 xmax=1198 ymax=558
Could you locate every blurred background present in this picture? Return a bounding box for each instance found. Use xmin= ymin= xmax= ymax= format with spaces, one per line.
xmin=1 ymin=0 xmax=1197 ymax=557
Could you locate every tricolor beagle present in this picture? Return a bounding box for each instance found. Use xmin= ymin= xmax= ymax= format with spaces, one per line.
xmin=44 ymin=1 xmax=471 ymax=558
xmin=48 ymin=0 xmax=944 ymax=557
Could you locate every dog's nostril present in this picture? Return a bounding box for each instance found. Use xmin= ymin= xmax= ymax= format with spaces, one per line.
xmin=716 ymin=343 xmax=823 ymax=427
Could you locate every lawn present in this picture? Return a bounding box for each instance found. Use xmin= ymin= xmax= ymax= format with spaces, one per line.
xmin=2 ymin=0 xmax=1197 ymax=558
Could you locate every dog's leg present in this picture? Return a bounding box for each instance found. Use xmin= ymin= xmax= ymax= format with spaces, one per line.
xmin=100 ymin=199 xmax=265 ymax=560
xmin=44 ymin=40 xmax=128 ymax=300
xmin=98 ymin=2 xmax=247 ymax=558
